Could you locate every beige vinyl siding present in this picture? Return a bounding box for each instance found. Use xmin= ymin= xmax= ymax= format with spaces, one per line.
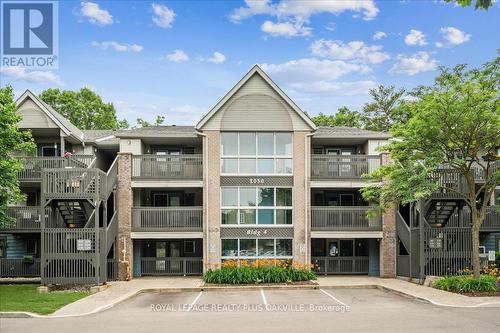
xmin=17 ymin=99 xmax=59 ymax=129
xmin=203 ymin=73 xmax=311 ymax=131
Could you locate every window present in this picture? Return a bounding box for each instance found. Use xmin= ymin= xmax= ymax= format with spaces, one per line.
xmin=184 ymin=241 xmax=196 ymax=254
xmin=221 ymin=238 xmax=293 ymax=258
xmin=26 ymin=240 xmax=38 ymax=256
xmin=221 ymin=187 xmax=292 ymax=225
xmin=221 ymin=132 xmax=293 ymax=175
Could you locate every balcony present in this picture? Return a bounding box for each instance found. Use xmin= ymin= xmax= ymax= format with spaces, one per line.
xmin=42 ymin=168 xmax=107 ymax=200
xmin=0 ymin=258 xmax=41 ymax=277
xmin=132 ymin=207 xmax=203 ymax=232
xmin=17 ymin=155 xmax=95 ymax=181
xmin=311 ymin=155 xmax=381 ymax=180
xmin=311 ymin=206 xmax=382 ymax=231
xmin=131 ymin=155 xmax=203 ymax=180
xmin=3 ymin=207 xmax=44 ymax=231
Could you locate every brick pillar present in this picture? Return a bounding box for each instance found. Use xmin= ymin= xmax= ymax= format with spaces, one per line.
xmin=117 ymin=153 xmax=132 ymax=280
xmin=293 ymin=131 xmax=308 ymax=266
xmin=204 ymin=131 xmax=221 ymax=271
xmin=379 ymin=153 xmax=396 ymax=277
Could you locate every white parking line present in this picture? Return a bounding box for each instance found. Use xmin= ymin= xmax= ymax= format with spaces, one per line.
xmin=320 ymin=289 xmax=348 ymax=307
xmin=189 ymin=291 xmax=203 ymax=311
xmin=260 ymin=289 xmax=268 ymax=306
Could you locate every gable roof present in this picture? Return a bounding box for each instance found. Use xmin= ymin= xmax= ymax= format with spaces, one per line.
xmin=314 ymin=126 xmax=392 ymax=139
xmin=16 ymin=90 xmax=84 ymax=142
xmin=195 ymin=65 xmax=316 ymax=131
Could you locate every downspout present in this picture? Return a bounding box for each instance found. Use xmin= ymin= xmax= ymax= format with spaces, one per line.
xmin=304 ymin=131 xmax=316 ymax=266
xmin=196 ymin=130 xmax=209 ymax=270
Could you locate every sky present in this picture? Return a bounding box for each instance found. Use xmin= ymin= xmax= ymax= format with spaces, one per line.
xmin=1 ymin=0 xmax=499 ymax=126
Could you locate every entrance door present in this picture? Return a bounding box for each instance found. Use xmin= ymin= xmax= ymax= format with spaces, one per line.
xmin=155 ymin=242 xmax=166 ymax=271
xmin=328 ymin=241 xmax=339 ymax=257
xmin=169 ymin=241 xmax=182 ymax=273
xmin=326 ymin=149 xmax=340 ymax=177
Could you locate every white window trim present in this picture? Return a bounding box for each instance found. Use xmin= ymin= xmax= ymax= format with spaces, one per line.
xmin=221 ymin=187 xmax=293 ymax=226
xmin=221 ymin=132 xmax=293 ymax=175
xmin=221 ymin=238 xmax=294 ymax=259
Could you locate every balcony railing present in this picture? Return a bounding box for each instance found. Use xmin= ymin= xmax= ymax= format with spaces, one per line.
xmin=17 ymin=155 xmax=95 ymax=181
xmin=132 ymin=206 xmax=203 ymax=232
xmin=42 ymin=168 xmax=106 ymax=200
xmin=0 ymin=258 xmax=41 ymax=277
xmin=3 ymin=207 xmax=44 ymax=231
xmin=132 ymin=154 xmax=202 ymax=180
xmin=311 ymin=154 xmax=381 ymax=180
xmin=312 ymin=256 xmax=369 ymax=274
xmin=141 ymin=257 xmax=203 ymax=275
xmin=311 ymin=206 xmax=382 ymax=231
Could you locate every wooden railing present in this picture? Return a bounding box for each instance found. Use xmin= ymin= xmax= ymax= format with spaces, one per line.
xmin=0 ymin=258 xmax=41 ymax=277
xmin=311 ymin=154 xmax=381 ymax=180
xmin=141 ymin=257 xmax=203 ymax=275
xmin=3 ymin=206 xmax=44 ymax=231
xmin=312 ymin=256 xmax=369 ymax=274
xmin=311 ymin=206 xmax=382 ymax=231
xmin=42 ymin=168 xmax=106 ymax=200
xmin=17 ymin=155 xmax=94 ymax=181
xmin=131 ymin=154 xmax=203 ymax=180
xmin=132 ymin=207 xmax=203 ymax=232
xmin=107 ymin=258 xmax=118 ymax=281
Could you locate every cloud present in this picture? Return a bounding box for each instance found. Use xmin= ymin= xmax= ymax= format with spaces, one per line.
xmin=438 ymin=27 xmax=471 ymax=47
xmin=404 ymin=29 xmax=427 ymax=46
xmin=91 ymin=41 xmax=143 ymax=52
xmin=79 ymin=2 xmax=113 ymax=26
xmin=0 ymin=67 xmax=63 ymax=85
xmin=288 ymin=80 xmax=377 ymax=95
xmin=390 ymin=52 xmax=438 ymax=76
xmin=163 ymin=49 xmax=189 ymax=62
xmin=206 ymin=52 xmax=226 ymax=64
xmin=261 ymin=20 xmax=312 ymax=37
xmin=310 ymin=39 xmax=390 ymax=64
xmin=152 ymin=3 xmax=176 ymax=28
xmin=373 ymin=31 xmax=387 ymax=40
xmin=230 ymin=0 xmax=379 ymax=22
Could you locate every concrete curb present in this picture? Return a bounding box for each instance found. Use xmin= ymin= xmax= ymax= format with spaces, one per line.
xmin=2 ymin=283 xmax=500 ymax=318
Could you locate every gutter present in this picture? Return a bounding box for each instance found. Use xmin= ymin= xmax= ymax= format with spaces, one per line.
xmin=304 ymin=131 xmax=316 ymax=266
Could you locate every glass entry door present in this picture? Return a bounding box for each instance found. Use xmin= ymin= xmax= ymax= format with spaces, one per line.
xmin=170 ymin=241 xmax=182 ymax=272
xmin=328 ymin=241 xmax=339 ymax=257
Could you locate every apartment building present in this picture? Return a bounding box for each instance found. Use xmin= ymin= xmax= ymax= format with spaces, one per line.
xmin=1 ymin=66 xmax=498 ymax=284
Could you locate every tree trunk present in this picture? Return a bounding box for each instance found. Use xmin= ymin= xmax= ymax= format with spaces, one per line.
xmin=471 ymin=217 xmax=481 ymax=279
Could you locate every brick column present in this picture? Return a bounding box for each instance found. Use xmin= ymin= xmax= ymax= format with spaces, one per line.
xmin=117 ymin=152 xmax=132 ymax=280
xmin=204 ymin=131 xmax=221 ymax=271
xmin=379 ymin=153 xmax=396 ymax=277
xmin=293 ymin=131 xmax=307 ymax=266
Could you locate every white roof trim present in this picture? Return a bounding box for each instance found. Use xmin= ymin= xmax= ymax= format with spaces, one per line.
xmin=16 ymin=90 xmax=72 ymax=137
xmin=94 ymin=135 xmax=115 ymax=143
xmin=196 ymin=65 xmax=316 ymax=130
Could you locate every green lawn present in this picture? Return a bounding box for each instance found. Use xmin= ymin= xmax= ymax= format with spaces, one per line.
xmin=0 ymin=284 xmax=89 ymax=315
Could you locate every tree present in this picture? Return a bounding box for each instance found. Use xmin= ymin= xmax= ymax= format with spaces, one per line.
xmin=0 ymin=86 xmax=35 ymax=227
xmin=445 ymin=0 xmax=493 ymax=10
xmin=135 ymin=115 xmax=165 ymax=128
xmin=361 ymin=85 xmax=408 ymax=132
xmin=361 ymin=58 xmax=500 ymax=278
xmin=39 ymin=88 xmax=129 ymax=130
xmin=311 ymin=107 xmax=361 ymax=128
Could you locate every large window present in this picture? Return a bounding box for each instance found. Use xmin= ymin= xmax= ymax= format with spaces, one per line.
xmin=221 ymin=238 xmax=293 ymax=258
xmin=221 ymin=187 xmax=292 ymax=225
xmin=221 ymin=132 xmax=293 ymax=175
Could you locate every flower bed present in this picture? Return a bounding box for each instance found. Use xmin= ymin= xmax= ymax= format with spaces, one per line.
xmin=433 ymin=274 xmax=499 ymax=294
xmin=203 ymin=259 xmax=317 ymax=284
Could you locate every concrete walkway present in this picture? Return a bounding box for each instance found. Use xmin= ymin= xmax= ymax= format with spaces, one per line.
xmin=3 ymin=276 xmax=499 ymax=318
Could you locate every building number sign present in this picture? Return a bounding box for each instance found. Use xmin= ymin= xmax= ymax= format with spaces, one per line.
xmin=249 ymin=178 xmax=265 ymax=184
xmin=246 ymin=229 xmax=268 ymax=237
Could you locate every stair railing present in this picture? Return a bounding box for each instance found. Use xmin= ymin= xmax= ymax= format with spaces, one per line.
xmin=84 ymin=209 xmax=96 ymax=228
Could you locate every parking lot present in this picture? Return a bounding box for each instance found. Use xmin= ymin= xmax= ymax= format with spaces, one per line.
xmin=2 ymin=288 xmax=499 ymax=333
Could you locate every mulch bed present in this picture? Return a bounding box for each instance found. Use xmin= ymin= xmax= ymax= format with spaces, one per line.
xmin=203 ymin=280 xmax=318 ymax=287
xmin=460 ymin=291 xmax=500 ymax=297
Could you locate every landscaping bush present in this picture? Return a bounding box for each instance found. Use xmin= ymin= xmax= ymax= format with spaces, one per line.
xmin=203 ymin=259 xmax=317 ymax=284
xmin=434 ymin=275 xmax=499 ymax=293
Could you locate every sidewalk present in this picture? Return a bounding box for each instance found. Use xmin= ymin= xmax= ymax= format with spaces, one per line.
xmin=4 ymin=276 xmax=500 ymax=318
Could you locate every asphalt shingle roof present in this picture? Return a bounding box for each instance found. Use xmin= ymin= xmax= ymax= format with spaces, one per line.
xmin=314 ymin=126 xmax=391 ymax=139
xmin=115 ymin=126 xmax=197 ymax=138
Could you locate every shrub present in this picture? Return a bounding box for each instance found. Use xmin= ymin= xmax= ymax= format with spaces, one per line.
xmin=434 ymin=275 xmax=499 ymax=293
xmin=203 ymin=259 xmax=316 ymax=284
